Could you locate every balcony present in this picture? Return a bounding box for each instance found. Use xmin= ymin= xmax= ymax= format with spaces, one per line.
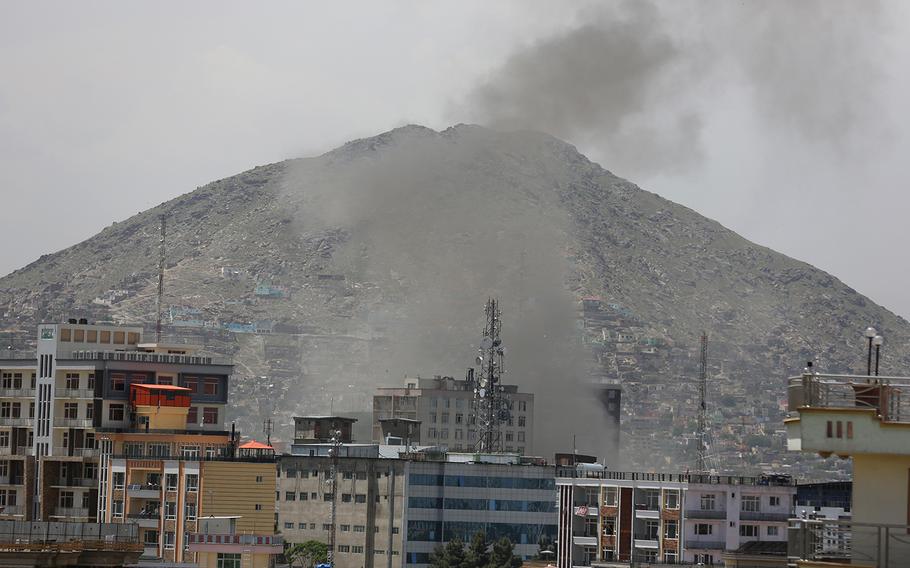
xmin=634 ymin=506 xmax=659 ymax=519
xmin=52 ymin=507 xmax=91 ymax=518
xmin=686 ymin=539 xmax=725 ymax=550
xmin=0 ymin=417 xmax=31 ymax=427
xmin=0 ymin=476 xmax=25 ymax=485
xmin=52 ymin=447 xmax=101 ymax=458
xmin=0 ymin=505 xmax=24 ymax=516
xmin=0 ymin=388 xmax=35 ymax=398
xmin=740 ymin=510 xmax=789 ymax=522
xmin=633 ymin=537 xmax=659 ymax=549
xmin=789 ymin=518 xmax=910 ymax=567
xmin=686 ymin=509 xmax=726 ymax=519
xmin=56 ymin=388 xmax=95 ymax=399
xmin=54 ymin=418 xmax=93 ymax=428
xmin=53 ymin=477 xmax=97 ymax=488
xmin=127 ymin=484 xmax=162 ymax=498
xmin=572 ymin=535 xmax=598 ymax=546
xmin=128 ymin=514 xmax=160 ymax=528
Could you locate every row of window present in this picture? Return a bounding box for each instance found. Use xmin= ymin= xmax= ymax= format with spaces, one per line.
xmin=428 ymin=413 xmax=528 ymax=427
xmin=111 ymin=499 xmax=197 ymax=519
xmin=107 ymin=404 xmax=219 ymax=424
xmin=281 ymin=521 xmax=401 ymax=535
xmin=58 ymin=328 xmax=139 ymax=345
xmin=427 ymin=399 xmax=529 ymax=412
xmin=282 ymin=491 xmax=369 ymax=503
xmin=425 ymin=428 xmax=526 ymax=442
xmin=407 ymin=520 xmax=556 ymax=544
xmin=409 ymin=474 xmax=555 ymax=490
xmin=698 ymin=493 xmax=782 ymax=511
xmin=112 ymin=472 xmax=198 ymax=491
xmin=693 ymin=523 xmax=779 ymax=537
xmin=408 ymin=497 xmax=556 ymax=513
xmin=110 ymin=374 xmax=221 ymax=396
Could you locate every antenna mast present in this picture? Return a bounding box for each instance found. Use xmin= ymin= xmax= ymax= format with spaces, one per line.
xmin=155 ymin=214 xmax=167 ymax=343
xmin=696 ymin=331 xmax=708 ymax=473
xmin=471 ymin=298 xmax=509 ymax=453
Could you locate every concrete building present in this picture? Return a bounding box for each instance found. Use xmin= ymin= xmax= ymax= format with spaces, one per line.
xmin=372 ymin=375 xmax=534 ymax=454
xmin=555 ymin=466 xmax=795 ymax=566
xmin=277 ymin=445 xmax=557 ymax=568
xmin=786 ymin=369 xmax=910 ymax=564
xmin=0 ymin=320 xmax=231 ymax=524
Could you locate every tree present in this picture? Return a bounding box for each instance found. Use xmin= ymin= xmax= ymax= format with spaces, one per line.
xmin=487 ymin=537 xmax=522 ymax=568
xmin=285 ymin=540 xmax=329 ymax=568
xmin=430 ymin=537 xmax=467 ymax=568
xmin=466 ymin=532 xmax=490 ymax=568
xmin=536 ymin=534 xmax=555 ymax=560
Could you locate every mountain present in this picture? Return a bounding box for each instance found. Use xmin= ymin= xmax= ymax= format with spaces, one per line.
xmin=2 ymin=124 xmax=907 ymax=477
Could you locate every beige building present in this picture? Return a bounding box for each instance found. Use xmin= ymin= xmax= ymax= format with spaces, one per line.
xmin=372 ymin=375 xmax=534 ymax=454
xmin=787 ymin=369 xmax=910 ymax=566
xmin=0 ymin=320 xmax=231 ymax=524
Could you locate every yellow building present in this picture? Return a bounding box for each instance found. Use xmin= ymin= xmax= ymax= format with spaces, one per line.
xmin=787 ymin=369 xmax=910 ymax=565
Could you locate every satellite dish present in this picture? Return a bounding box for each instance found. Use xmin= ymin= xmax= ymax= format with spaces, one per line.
xmin=480 ymin=337 xmax=493 ymax=350
xmin=493 ymin=339 xmax=501 ymax=347
xmin=480 ymin=377 xmax=488 ymax=388
xmin=475 ymin=356 xmax=483 ymax=365
xmin=479 ymin=388 xmax=486 ymax=398
xmin=497 ymin=347 xmax=506 ymax=355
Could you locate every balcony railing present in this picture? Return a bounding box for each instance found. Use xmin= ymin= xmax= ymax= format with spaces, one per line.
xmin=788 ymin=372 xmax=910 ymax=423
xmin=555 ymin=466 xmax=794 ymax=486
xmin=0 ymin=476 xmax=25 ymax=485
xmin=0 ymin=505 xmax=24 ymax=516
xmin=53 ymin=447 xmax=101 ymax=458
xmin=70 ymin=350 xmax=227 ymax=366
xmin=789 ymin=518 xmax=910 ymax=567
xmin=686 ymin=509 xmax=726 ymax=519
xmin=0 ymin=388 xmax=35 ymax=398
xmin=740 ymin=510 xmax=789 ymax=522
xmin=54 ymin=477 xmax=97 ymax=488
xmin=0 ymin=417 xmax=32 ymax=427
xmin=56 ymin=388 xmax=95 ymax=399
xmin=54 ymin=418 xmax=93 ymax=428
xmin=53 ymin=507 xmax=91 ymax=518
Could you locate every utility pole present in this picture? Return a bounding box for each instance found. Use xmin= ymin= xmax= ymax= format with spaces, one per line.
xmin=155 ymin=214 xmax=167 ymax=344
xmin=263 ymin=419 xmax=273 ymax=447
xmin=696 ymin=332 xmax=708 ymax=474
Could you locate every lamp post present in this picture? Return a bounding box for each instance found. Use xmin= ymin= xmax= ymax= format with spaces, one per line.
xmin=864 ymin=327 xmax=877 ymax=376
xmin=873 ymin=335 xmax=884 ymax=376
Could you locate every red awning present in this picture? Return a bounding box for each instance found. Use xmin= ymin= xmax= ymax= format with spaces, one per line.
xmin=239 ymin=440 xmax=274 ymax=450
xmin=131 ymin=383 xmax=191 ymax=392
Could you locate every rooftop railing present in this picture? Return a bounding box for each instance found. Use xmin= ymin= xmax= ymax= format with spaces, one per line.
xmin=69 ymin=350 xmax=228 ymax=366
xmin=555 ymin=466 xmax=795 ymax=486
xmin=788 ymin=518 xmax=910 ymax=568
xmin=788 ymin=372 xmax=910 ymax=423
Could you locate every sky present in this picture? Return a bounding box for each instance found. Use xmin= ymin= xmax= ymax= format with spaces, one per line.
xmin=1 ymin=1 xmax=909 ymax=320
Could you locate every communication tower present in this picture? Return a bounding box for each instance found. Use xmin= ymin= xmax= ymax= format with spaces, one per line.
xmin=696 ymin=331 xmax=708 ymax=473
xmin=469 ymin=298 xmax=510 ymax=453
xmin=155 ymin=214 xmax=167 ymax=343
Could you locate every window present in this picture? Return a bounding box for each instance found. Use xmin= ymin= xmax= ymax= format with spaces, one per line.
xmin=255 ymin=504 xmax=262 ymax=510
xmin=166 ymin=474 xmax=178 ymax=491
xmin=518 ymin=400 xmax=527 ymax=412
xmin=148 ymin=443 xmax=169 ymax=457
xmin=113 ymin=331 xmax=125 ymax=344
xmin=299 ymin=492 xmax=308 ymax=501
xmin=769 ymin=496 xmax=781 ymax=507
xmin=299 ymin=523 xmax=307 ymax=529
xmin=86 ymin=329 xmax=97 ymax=343
xmin=455 ymin=413 xmax=463 ymax=424
xmin=202 ymin=407 xmax=218 ymax=424
xmin=59 ymin=491 xmax=74 ymax=508
xmin=86 ymin=403 xmax=93 ymax=419
xmin=216 ymin=553 xmax=241 ymax=568
xmin=645 ymin=519 xmax=660 ymax=540
xmin=700 ymin=494 xmax=716 ymax=511
xmin=157 ymin=375 xmax=173 ymax=385
xmin=0 ymin=432 xmax=7 ymax=447
xmin=113 ymin=472 xmax=125 ymax=490
xmin=87 ymin=374 xmax=95 ymax=389
xmin=187 ymin=407 xmax=198 ymax=424
xmin=342 ymin=494 xmax=352 ymax=503
xmin=695 ymin=524 xmax=713 ymax=535
xmin=322 ymin=524 xmax=331 ymax=531
xmin=354 ymin=525 xmax=365 ymax=532
xmin=0 ymin=403 xmax=10 ymax=418
xmin=338 ymin=545 xmax=350 ymax=553
xmin=165 ymin=502 xmax=177 ymax=519
xmin=100 ymin=330 xmax=111 ymax=343
xmin=355 ymin=494 xmax=367 ymax=504
xmin=203 ymin=378 xmax=219 ymax=395
xmin=184 ymin=378 xmax=198 ymax=393
xmin=740 ymin=524 xmax=759 ymax=538
xmin=352 ymin=546 xmax=364 ymax=554
xmin=767 ymin=525 xmax=779 ymax=536
xmin=164 ymin=531 xmax=175 ymax=550
xmin=65 ymin=373 xmax=80 ymax=389
xmin=111 ymin=374 xmax=126 ymax=392
xmin=285 ymin=522 xmax=294 ymax=529
xmin=340 ymin=524 xmax=350 ymax=532
xmin=185 ymin=474 xmax=198 ymax=492
xmin=602 ymin=518 xmax=616 ymax=536
xmin=505 ymin=431 xmax=513 ymax=442
xmin=694 ymin=554 xmax=714 ymax=565
xmin=185 ymin=502 xmax=197 ymax=519
xmin=10 ymin=403 xmax=19 ymax=418
xmin=112 ymin=500 xmax=124 ymax=517
xmin=664 ymin=519 xmax=678 ymax=539
xmin=604 ymin=487 xmax=618 ymax=506
xmin=428 ymin=428 xmax=436 ymax=439
xmin=517 ymin=431 xmax=525 ymax=442
xmin=518 ymin=416 xmax=526 ymax=427
xmin=109 ymin=404 xmax=125 ymax=421
xmin=323 ymin=493 xmax=333 ymax=502
xmin=123 ymin=442 xmax=143 ymax=457
xmin=441 ymin=413 xmax=449 ymax=424
xmin=311 ymin=492 xmax=318 ymax=500
xmin=285 ymin=491 xmax=296 ymax=501
xmin=182 ymin=445 xmax=200 ymax=458
xmin=742 ymin=495 xmax=760 ymax=512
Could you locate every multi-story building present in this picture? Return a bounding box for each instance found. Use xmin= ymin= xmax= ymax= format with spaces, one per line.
xmin=372 ymin=375 xmax=535 ymax=454
xmin=277 ymin=425 xmax=557 ymax=568
xmin=99 ymin=381 xmax=280 ymax=566
xmin=0 ymin=320 xmax=231 ymax=523
xmin=787 ymin=368 xmax=910 ymax=564
xmin=555 ymin=467 xmax=795 ymax=566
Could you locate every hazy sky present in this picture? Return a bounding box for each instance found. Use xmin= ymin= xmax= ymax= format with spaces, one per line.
xmin=2 ymin=1 xmax=909 ymax=320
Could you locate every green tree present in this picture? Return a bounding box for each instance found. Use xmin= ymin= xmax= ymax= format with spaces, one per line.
xmin=285 ymin=540 xmax=329 ymax=568
xmin=487 ymin=537 xmax=522 ymax=568
xmin=466 ymin=532 xmax=490 ymax=568
xmin=430 ymin=537 xmax=467 ymax=568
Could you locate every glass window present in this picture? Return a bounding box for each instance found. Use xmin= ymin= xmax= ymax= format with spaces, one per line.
xmin=217 ymin=553 xmax=241 ymax=568
xmin=203 ymin=378 xmax=219 ymax=395
xmin=108 ymin=402 xmax=125 ymax=421
xmin=695 ymin=524 xmax=713 ymax=535
xmin=664 ymin=490 xmax=679 ymax=509
xmin=700 ymin=494 xmax=716 ymax=511
xmin=742 ymin=495 xmax=760 ymax=513
xmin=203 ymin=407 xmax=218 ymax=424
xmin=740 ymin=524 xmax=759 ymax=538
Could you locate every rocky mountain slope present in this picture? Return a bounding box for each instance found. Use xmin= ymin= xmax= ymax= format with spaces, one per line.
xmin=2 ymin=124 xmax=907 ymax=476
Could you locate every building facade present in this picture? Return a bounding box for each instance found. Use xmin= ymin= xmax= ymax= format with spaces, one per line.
xmin=0 ymin=321 xmax=231 ymax=524
xmin=556 ymin=468 xmax=795 ymax=566
xmin=372 ymin=376 xmax=535 ymax=454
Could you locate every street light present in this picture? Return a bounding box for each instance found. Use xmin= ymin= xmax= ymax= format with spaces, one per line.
xmin=873 ymin=335 xmax=884 ymax=376
xmin=864 ymin=327 xmax=877 ymax=376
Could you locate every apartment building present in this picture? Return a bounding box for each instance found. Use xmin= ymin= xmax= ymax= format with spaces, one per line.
xmin=372 ymin=375 xmax=534 ymax=454
xmin=787 ymin=368 xmax=910 ymax=564
xmin=99 ymin=381 xmax=279 ymax=565
xmin=555 ymin=467 xmax=794 ymax=566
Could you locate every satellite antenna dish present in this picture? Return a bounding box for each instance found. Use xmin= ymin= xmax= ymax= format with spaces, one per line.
xmin=480 ymin=337 xmax=493 ymax=350
xmin=475 ymin=356 xmax=483 ymax=365
xmin=479 ymin=388 xmax=486 ymax=398
xmin=480 ymin=377 xmax=488 ymax=388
